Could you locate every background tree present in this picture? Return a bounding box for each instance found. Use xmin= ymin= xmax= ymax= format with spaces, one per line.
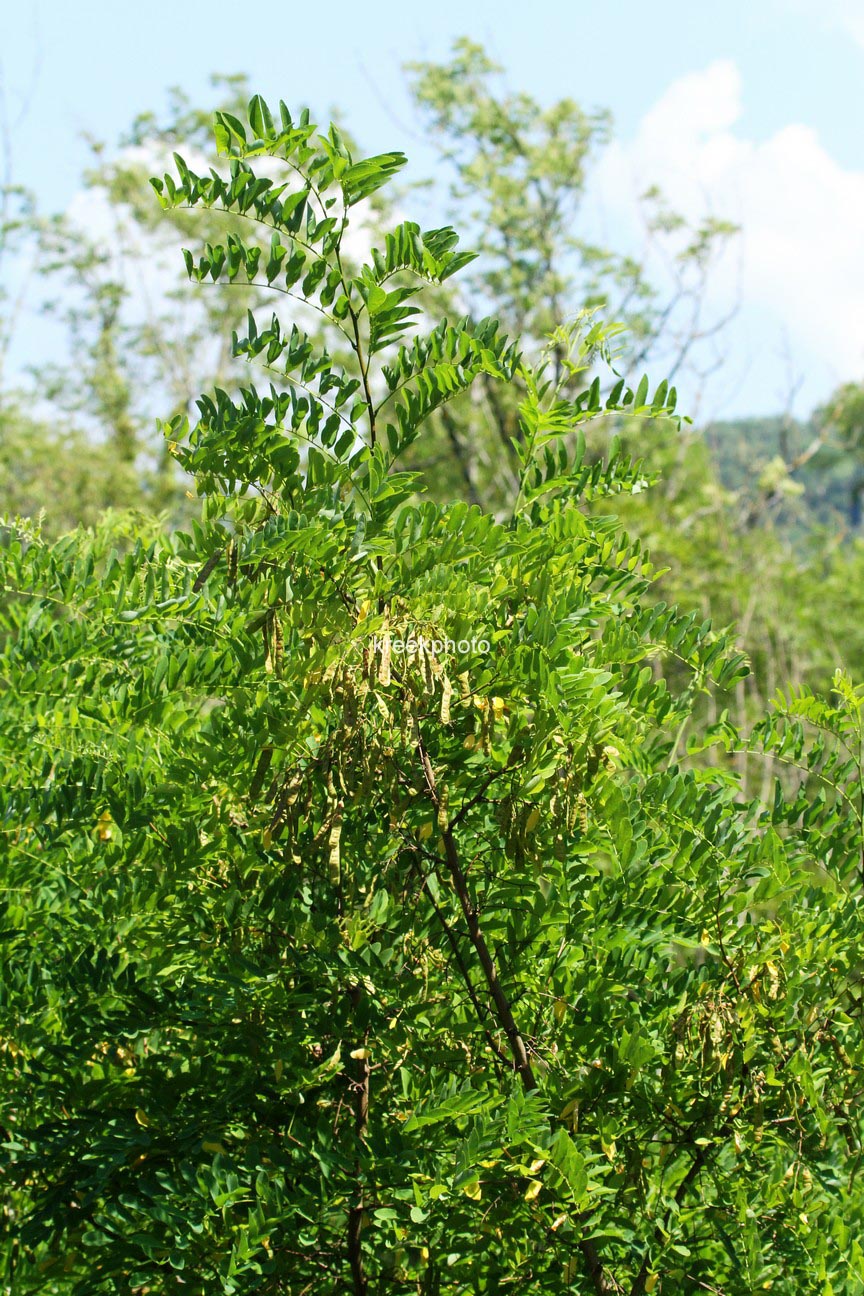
xmin=398 ymin=40 xmax=737 ymax=512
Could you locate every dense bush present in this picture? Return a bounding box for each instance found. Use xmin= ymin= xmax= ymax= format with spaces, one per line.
xmin=1 ymin=98 xmax=863 ymax=1296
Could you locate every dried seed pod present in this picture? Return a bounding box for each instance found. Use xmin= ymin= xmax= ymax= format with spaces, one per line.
xmin=480 ymin=701 xmax=493 ymax=755
xmin=341 ymin=678 xmax=357 ymax=733
xmin=421 ymin=645 xmax=434 ymax=694
xmin=495 ymin=797 xmax=513 ymax=832
xmin=436 ymin=785 xmax=449 ymax=833
xmin=192 ymin=549 xmax=221 ymax=593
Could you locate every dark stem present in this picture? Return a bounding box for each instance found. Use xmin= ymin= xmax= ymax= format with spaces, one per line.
xmin=336 ymin=248 xmax=377 ymax=450
xmin=415 ymin=725 xmax=615 ymax=1295
xmin=347 ymin=994 xmax=370 ymax=1296
xmin=415 ymin=731 xmax=535 ymax=1089
xmin=407 ymin=850 xmax=511 ymax=1068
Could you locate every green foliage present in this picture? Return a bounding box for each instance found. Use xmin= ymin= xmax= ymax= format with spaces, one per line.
xmin=0 ymin=403 xmax=143 ymax=533
xmin=1 ymin=95 xmax=863 ymax=1296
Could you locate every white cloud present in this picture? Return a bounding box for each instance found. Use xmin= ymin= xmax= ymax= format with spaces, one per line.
xmin=589 ymin=60 xmax=864 ymax=416
xmin=777 ymin=0 xmax=864 ymax=50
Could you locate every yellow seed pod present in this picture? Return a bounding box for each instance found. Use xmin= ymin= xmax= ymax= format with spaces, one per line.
xmin=491 ymin=696 xmax=505 ymax=719
xmin=400 ymin=696 xmax=412 ymax=745
xmin=374 ymin=693 xmax=392 ymax=724
xmin=328 ymin=812 xmax=343 ymax=886
xmin=273 ymin=616 xmax=284 ymax=679
xmin=525 ymin=807 xmax=541 ymax=834
xmin=458 ymin=671 xmax=471 ymax=705
xmin=577 ymin=793 xmax=588 ymax=834
xmin=377 ymin=633 xmax=392 ymax=686
xmin=440 ymin=676 xmax=453 ymax=725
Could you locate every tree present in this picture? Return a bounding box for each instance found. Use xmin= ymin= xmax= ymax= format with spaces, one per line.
xmin=397 ymin=40 xmax=737 ymax=513
xmin=2 ymin=96 xmax=863 ymax=1296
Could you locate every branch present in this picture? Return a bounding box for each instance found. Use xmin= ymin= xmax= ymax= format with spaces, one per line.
xmin=413 ymin=723 xmax=616 ymax=1296
xmin=415 ymin=728 xmax=534 ymax=1088
xmin=439 ymin=405 xmax=482 ymax=507
xmin=405 ymin=848 xmax=511 ymax=1068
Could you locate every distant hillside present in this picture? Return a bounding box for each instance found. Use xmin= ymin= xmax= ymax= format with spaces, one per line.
xmin=704 ymin=414 xmax=863 ymax=529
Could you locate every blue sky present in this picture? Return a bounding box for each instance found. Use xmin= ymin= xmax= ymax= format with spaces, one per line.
xmin=5 ymin=0 xmax=864 ymax=419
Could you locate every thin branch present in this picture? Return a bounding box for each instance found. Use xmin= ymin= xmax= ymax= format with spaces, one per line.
xmin=413 ymin=720 xmax=615 ymax=1296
